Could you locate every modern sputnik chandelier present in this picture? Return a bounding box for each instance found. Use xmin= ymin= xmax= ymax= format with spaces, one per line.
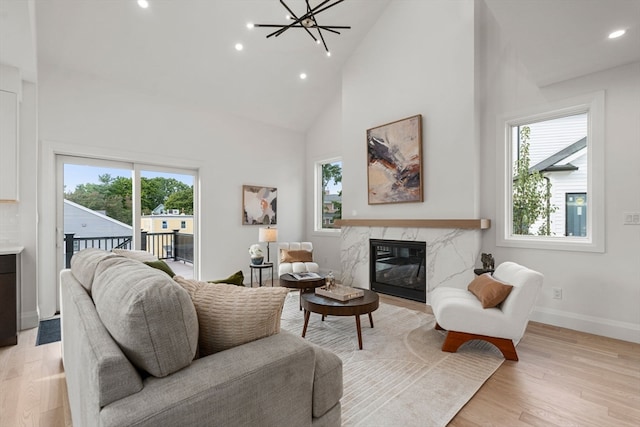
xmin=249 ymin=0 xmax=351 ymax=57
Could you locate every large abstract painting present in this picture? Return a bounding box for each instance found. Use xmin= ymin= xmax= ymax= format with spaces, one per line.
xmin=367 ymin=114 xmax=423 ymax=204
xmin=243 ymin=185 xmax=277 ymax=225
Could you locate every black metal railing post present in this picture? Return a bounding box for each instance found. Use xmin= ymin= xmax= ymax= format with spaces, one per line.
xmin=140 ymin=230 xmax=147 ymax=251
xmin=65 ymin=233 xmax=75 ymax=268
xmin=172 ymin=230 xmax=179 ymax=261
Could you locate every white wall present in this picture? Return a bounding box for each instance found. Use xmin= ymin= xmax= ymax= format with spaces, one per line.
xmin=305 ymin=92 xmax=343 ymax=275
xmin=341 ymin=0 xmax=478 ymax=220
xmin=306 ymin=0 xmax=482 ymax=280
xmin=37 ymin=66 xmax=306 ymax=318
xmin=479 ymin=2 xmax=640 ymax=342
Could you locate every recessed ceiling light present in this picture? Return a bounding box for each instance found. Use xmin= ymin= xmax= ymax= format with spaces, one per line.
xmin=137 ymin=0 xmax=149 ymax=9
xmin=300 ymin=73 xmax=307 ymax=80
xmin=235 ymin=43 xmax=244 ymax=51
xmin=246 ymin=22 xmax=255 ymax=29
xmin=608 ymin=29 xmax=626 ymax=39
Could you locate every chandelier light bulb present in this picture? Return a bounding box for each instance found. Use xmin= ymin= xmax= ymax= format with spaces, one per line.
xmin=235 ymin=43 xmax=244 ymax=51
xmin=137 ymin=0 xmax=149 ymax=9
xmin=300 ymin=73 xmax=307 ymax=80
xmin=326 ymin=51 xmax=331 ymax=57
xmin=246 ymin=22 xmax=255 ymax=29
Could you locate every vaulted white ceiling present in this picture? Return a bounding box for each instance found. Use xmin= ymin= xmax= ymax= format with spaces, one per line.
xmin=2 ymin=0 xmax=639 ymax=132
xmin=34 ymin=0 xmax=391 ymax=132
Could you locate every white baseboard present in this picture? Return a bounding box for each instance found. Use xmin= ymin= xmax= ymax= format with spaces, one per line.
xmin=20 ymin=310 xmax=39 ymax=330
xmin=531 ymin=306 xmax=640 ymax=344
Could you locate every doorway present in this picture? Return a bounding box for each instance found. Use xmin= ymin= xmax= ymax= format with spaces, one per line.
xmin=57 ymin=156 xmax=197 ymax=308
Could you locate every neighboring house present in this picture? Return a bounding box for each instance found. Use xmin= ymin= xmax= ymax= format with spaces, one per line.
xmin=530 ymin=138 xmax=588 ymax=237
xmin=63 ymin=199 xmax=133 ymax=251
xmin=322 ymin=193 xmax=341 ymax=227
xmin=64 ymin=199 xmax=132 ymax=239
xmin=141 ymin=212 xmax=193 ymax=234
xmin=520 ymin=114 xmax=588 ymax=237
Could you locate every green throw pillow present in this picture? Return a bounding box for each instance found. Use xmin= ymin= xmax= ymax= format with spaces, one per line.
xmin=208 ymin=271 xmax=244 ymax=286
xmin=144 ymin=260 xmax=176 ymax=278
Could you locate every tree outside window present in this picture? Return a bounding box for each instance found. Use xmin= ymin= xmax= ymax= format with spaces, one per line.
xmin=318 ymin=160 xmax=342 ymax=230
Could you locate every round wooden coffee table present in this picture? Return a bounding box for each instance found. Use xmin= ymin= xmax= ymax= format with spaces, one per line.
xmin=279 ymin=273 xmax=325 ymax=310
xmin=300 ymin=288 xmax=379 ymax=350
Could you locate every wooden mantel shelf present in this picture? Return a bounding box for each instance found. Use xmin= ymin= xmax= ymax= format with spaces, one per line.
xmin=334 ymin=219 xmax=491 ymax=229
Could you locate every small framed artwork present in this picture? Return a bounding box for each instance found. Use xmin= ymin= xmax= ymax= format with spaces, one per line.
xmin=367 ymin=114 xmax=423 ymax=204
xmin=242 ymin=185 xmax=277 ymax=225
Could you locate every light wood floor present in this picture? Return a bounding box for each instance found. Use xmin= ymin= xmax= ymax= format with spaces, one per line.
xmin=1 ymin=295 xmax=638 ymax=426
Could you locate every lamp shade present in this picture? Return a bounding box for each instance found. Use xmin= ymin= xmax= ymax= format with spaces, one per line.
xmin=259 ymin=227 xmax=278 ymax=243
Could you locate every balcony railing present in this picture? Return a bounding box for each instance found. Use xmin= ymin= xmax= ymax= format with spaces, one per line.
xmin=64 ymin=230 xmax=193 ymax=268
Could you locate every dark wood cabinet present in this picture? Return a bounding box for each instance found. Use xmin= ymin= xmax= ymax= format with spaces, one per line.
xmin=0 ymin=254 xmax=17 ymax=346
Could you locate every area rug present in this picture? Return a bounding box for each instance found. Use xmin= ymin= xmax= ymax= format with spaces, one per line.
xmin=280 ymin=292 xmax=504 ymax=427
xmin=35 ymin=317 xmax=61 ymax=346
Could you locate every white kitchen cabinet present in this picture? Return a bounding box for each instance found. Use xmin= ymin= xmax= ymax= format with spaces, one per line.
xmin=0 ymin=89 xmax=18 ymax=201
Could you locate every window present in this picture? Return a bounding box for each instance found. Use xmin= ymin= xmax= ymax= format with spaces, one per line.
xmin=497 ymin=92 xmax=604 ymax=252
xmin=162 ymin=220 xmax=168 ymax=229
xmin=181 ymin=220 xmax=186 ymax=229
xmin=315 ymin=158 xmax=342 ymax=232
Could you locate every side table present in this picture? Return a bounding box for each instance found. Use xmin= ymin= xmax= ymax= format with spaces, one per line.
xmin=279 ymin=273 xmax=325 ymax=310
xmin=249 ymin=263 xmax=273 ymax=287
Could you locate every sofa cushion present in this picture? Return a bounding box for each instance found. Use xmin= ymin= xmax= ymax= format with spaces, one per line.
xmin=92 ymin=257 xmax=198 ymax=378
xmin=70 ymin=248 xmax=120 ymax=293
xmin=111 ymin=248 xmax=158 ymax=262
xmin=468 ymin=273 xmax=513 ymax=308
xmin=280 ymin=249 xmax=313 ymax=263
xmin=143 ymin=259 xmax=176 ymax=278
xmin=174 ymin=277 xmax=289 ymax=356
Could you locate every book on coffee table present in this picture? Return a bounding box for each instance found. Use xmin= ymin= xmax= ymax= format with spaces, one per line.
xmin=315 ymin=284 xmax=364 ymax=301
xmin=289 ymin=272 xmax=322 ymax=281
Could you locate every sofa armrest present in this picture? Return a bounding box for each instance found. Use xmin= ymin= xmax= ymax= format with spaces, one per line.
xmin=100 ymin=331 xmax=342 ymax=427
xmin=310 ymin=343 xmax=343 ymax=418
xmin=61 ymin=270 xmax=143 ymax=427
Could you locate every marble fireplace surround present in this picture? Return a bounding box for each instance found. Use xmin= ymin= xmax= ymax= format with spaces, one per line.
xmin=336 ymin=219 xmax=490 ymax=304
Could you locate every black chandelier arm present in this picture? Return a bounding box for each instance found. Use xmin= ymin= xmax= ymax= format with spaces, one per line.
xmin=316 ymin=26 xmax=349 ymax=35
xmin=309 ymin=13 xmax=329 ymax=52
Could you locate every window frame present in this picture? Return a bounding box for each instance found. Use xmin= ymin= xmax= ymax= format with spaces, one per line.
xmin=314 ymin=157 xmax=342 ymax=234
xmin=496 ymin=91 xmax=605 ymax=253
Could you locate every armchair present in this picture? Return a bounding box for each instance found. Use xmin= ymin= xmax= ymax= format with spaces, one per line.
xmin=430 ymin=261 xmax=543 ymax=361
xmin=277 ymin=242 xmax=319 ymax=277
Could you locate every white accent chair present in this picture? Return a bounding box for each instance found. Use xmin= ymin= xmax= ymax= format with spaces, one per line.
xmin=277 ymin=242 xmax=320 ymax=277
xmin=430 ymin=261 xmax=543 ymax=361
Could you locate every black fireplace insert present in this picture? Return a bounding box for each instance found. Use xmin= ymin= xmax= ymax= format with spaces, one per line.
xmin=370 ymin=239 xmax=426 ymax=302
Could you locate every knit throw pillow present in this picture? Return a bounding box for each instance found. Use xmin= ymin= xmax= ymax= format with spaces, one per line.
xmin=174 ymin=277 xmax=289 ymax=356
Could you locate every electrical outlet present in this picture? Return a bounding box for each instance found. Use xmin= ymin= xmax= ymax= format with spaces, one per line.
xmin=623 ymin=212 xmax=640 ymax=225
xmin=552 ymin=287 xmax=562 ymax=300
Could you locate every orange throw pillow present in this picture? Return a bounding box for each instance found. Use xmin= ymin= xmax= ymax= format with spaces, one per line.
xmin=280 ymin=249 xmax=313 ymax=263
xmin=468 ymin=273 xmax=513 ymax=308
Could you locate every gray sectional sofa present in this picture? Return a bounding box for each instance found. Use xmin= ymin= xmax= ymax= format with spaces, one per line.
xmin=60 ymin=249 xmax=342 ymax=427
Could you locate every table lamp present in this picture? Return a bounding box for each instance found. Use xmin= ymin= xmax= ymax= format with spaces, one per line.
xmin=258 ymin=227 xmax=278 ymax=263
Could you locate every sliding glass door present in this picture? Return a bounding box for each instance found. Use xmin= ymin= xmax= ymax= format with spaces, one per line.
xmin=58 ymin=156 xmax=196 ymax=296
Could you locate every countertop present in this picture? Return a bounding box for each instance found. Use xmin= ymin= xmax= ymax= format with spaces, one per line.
xmin=0 ymin=246 xmax=24 ymax=255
